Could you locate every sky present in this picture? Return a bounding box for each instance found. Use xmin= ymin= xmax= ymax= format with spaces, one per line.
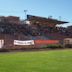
xmin=0 ymin=0 xmax=72 ymax=27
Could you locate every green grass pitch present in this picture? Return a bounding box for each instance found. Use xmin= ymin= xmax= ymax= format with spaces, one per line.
xmin=0 ymin=49 xmax=72 ymax=72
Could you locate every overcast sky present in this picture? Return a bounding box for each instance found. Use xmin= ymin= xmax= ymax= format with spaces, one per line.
xmin=0 ymin=0 xmax=72 ymax=27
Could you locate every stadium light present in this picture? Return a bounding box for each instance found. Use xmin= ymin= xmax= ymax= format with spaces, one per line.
xmin=59 ymin=16 xmax=61 ymax=21
xmin=24 ymin=10 xmax=27 ymax=19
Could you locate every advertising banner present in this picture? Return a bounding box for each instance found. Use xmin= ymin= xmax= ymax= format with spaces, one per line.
xmin=0 ymin=40 xmax=4 ymax=48
xmin=35 ymin=40 xmax=59 ymax=45
xmin=14 ymin=40 xmax=34 ymax=45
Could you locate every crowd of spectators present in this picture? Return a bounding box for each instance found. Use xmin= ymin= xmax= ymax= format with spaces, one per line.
xmin=0 ymin=16 xmax=72 ymax=40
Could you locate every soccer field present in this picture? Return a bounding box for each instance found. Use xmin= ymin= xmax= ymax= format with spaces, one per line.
xmin=0 ymin=49 xmax=72 ymax=72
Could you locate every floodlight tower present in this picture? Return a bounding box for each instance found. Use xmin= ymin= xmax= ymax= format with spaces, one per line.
xmin=59 ymin=16 xmax=61 ymax=21
xmin=24 ymin=10 xmax=27 ymax=20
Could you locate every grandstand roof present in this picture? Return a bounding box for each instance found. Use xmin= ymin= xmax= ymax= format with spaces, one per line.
xmin=27 ymin=15 xmax=69 ymax=25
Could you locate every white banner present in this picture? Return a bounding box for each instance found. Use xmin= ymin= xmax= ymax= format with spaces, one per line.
xmin=0 ymin=40 xmax=4 ymax=48
xmin=14 ymin=40 xmax=34 ymax=45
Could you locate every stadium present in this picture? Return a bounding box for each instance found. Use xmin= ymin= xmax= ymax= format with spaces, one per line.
xmin=0 ymin=15 xmax=72 ymax=51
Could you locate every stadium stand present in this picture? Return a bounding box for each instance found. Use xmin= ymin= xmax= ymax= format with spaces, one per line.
xmin=0 ymin=15 xmax=71 ymax=49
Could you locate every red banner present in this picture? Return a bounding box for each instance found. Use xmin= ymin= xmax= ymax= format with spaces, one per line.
xmin=34 ymin=40 xmax=59 ymax=45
